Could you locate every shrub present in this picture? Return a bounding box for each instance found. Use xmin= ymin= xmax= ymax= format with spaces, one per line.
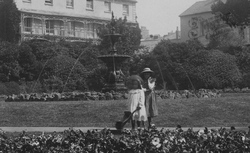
xmin=42 ymin=55 xmax=88 ymax=92
xmin=187 ymin=49 xmax=242 ymax=89
xmin=0 ymin=82 xmax=8 ymax=95
xmin=0 ymin=81 xmax=20 ymax=95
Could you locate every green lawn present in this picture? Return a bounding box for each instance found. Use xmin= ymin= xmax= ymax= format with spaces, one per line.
xmin=0 ymin=93 xmax=250 ymax=127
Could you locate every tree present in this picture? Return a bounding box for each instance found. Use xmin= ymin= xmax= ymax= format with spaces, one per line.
xmin=130 ymin=40 xmax=204 ymax=90
xmin=42 ymin=55 xmax=88 ymax=92
xmin=0 ymin=0 xmax=21 ymax=43
xmin=97 ymin=16 xmax=142 ymax=56
xmin=150 ymin=40 xmax=205 ymax=90
xmin=187 ymin=49 xmax=242 ymax=88
xmin=18 ymin=43 xmax=39 ymax=81
xmin=207 ymin=22 xmax=245 ymax=50
xmin=132 ymin=39 xmax=242 ymax=89
xmin=0 ymin=41 xmax=21 ymax=82
xmin=211 ymin=0 xmax=250 ymax=27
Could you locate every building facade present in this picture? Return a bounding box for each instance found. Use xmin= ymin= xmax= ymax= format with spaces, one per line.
xmin=14 ymin=0 xmax=137 ymax=41
xmin=140 ymin=26 xmax=149 ymax=39
xmin=179 ymin=0 xmax=250 ymax=45
xmin=179 ymin=0 xmax=219 ymax=45
xmin=163 ymin=27 xmax=180 ymax=40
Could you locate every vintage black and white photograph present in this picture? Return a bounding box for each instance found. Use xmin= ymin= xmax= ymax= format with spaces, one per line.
xmin=0 ymin=0 xmax=250 ymax=152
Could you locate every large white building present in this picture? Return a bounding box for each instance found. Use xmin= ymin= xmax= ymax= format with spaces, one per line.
xmin=14 ymin=0 xmax=137 ymax=41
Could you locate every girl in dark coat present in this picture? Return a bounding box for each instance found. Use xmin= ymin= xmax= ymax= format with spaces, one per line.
xmin=140 ymin=68 xmax=158 ymax=129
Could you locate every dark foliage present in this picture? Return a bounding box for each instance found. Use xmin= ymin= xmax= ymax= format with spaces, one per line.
xmin=131 ymin=40 xmax=242 ymax=90
xmin=97 ymin=17 xmax=142 ymax=56
xmin=0 ymin=41 xmax=21 ymax=82
xmin=0 ymin=0 xmax=20 ymax=43
xmin=187 ymin=49 xmax=241 ymax=89
xmin=211 ymin=0 xmax=250 ymax=27
xmin=42 ymin=55 xmax=88 ymax=92
xmin=0 ymin=127 xmax=249 ymax=152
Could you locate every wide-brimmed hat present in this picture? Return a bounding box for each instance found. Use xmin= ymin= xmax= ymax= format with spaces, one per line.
xmin=141 ymin=68 xmax=154 ymax=74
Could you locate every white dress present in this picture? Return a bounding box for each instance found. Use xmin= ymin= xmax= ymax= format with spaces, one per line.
xmin=128 ymin=89 xmax=147 ymax=121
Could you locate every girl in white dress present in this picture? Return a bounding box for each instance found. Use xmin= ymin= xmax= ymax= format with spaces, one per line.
xmin=128 ymin=79 xmax=147 ymax=130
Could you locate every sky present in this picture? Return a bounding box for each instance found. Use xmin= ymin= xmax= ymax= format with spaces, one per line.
xmin=136 ymin=0 xmax=203 ymax=36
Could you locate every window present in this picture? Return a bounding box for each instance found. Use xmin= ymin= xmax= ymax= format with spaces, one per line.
xmin=24 ymin=18 xmax=32 ymax=33
xmin=45 ymin=0 xmax=53 ymax=5
xmin=46 ymin=20 xmax=54 ymax=35
xmin=66 ymin=0 xmax=74 ymax=8
xmin=23 ymin=0 xmax=31 ymax=3
xmin=86 ymin=0 xmax=93 ymax=10
xmin=123 ymin=4 xmax=129 ymax=15
xmin=104 ymin=1 xmax=111 ymax=12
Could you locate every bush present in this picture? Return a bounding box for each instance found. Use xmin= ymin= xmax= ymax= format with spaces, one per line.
xmin=42 ymin=55 xmax=88 ymax=92
xmin=187 ymin=49 xmax=242 ymax=89
xmin=0 ymin=82 xmax=8 ymax=95
xmin=19 ymin=81 xmax=44 ymax=93
xmin=0 ymin=81 xmax=20 ymax=95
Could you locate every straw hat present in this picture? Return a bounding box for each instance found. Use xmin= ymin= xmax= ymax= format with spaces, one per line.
xmin=141 ymin=68 xmax=154 ymax=74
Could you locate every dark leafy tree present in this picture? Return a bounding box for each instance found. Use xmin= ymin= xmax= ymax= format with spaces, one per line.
xmin=42 ymin=55 xmax=88 ymax=92
xmin=27 ymin=41 xmax=69 ymax=62
xmin=0 ymin=41 xmax=21 ymax=82
xmin=206 ymin=16 xmax=245 ymax=50
xmin=187 ymin=49 xmax=242 ymax=88
xmin=57 ymin=39 xmax=92 ymax=59
xmin=151 ymin=40 xmax=204 ymax=90
xmin=0 ymin=0 xmax=20 ymax=43
xmin=97 ymin=16 xmax=142 ymax=56
xmin=211 ymin=0 xmax=250 ymax=27
xmin=77 ymin=45 xmax=106 ymax=91
xmin=18 ymin=43 xmax=39 ymax=81
xmin=132 ymin=39 xmax=241 ymax=89
xmin=130 ymin=40 xmax=204 ymax=90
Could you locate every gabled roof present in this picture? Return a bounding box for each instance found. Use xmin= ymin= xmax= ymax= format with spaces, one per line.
xmin=179 ymin=0 xmax=224 ymax=17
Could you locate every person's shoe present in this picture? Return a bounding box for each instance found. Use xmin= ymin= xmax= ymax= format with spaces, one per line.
xmin=148 ymin=124 xmax=151 ymax=130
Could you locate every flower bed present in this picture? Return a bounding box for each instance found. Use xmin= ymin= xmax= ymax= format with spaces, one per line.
xmin=4 ymin=91 xmax=128 ymax=102
xmin=156 ymin=89 xmax=222 ymax=99
xmin=3 ymin=87 xmax=250 ymax=102
xmin=0 ymin=126 xmax=249 ymax=152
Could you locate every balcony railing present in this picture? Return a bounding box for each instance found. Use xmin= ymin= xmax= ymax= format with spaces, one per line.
xmin=23 ymin=26 xmax=98 ymax=39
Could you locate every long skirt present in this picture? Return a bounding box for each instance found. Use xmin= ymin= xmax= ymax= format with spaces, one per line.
xmin=145 ymin=90 xmax=158 ymax=117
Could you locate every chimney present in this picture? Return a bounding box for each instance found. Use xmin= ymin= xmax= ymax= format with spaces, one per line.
xmin=176 ymin=26 xmax=179 ymax=39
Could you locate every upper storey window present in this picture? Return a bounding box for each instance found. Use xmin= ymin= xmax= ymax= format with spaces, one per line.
xmin=45 ymin=0 xmax=53 ymax=5
xmin=23 ymin=0 xmax=31 ymax=3
xmin=123 ymin=4 xmax=129 ymax=15
xmin=104 ymin=1 xmax=111 ymax=12
xmin=66 ymin=0 xmax=74 ymax=8
xmin=86 ymin=0 xmax=93 ymax=10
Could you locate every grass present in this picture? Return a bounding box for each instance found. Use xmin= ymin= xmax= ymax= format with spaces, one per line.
xmin=0 ymin=93 xmax=250 ymax=127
